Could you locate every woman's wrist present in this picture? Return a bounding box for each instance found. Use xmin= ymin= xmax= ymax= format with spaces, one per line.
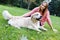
xmin=50 ymin=25 xmax=53 ymax=30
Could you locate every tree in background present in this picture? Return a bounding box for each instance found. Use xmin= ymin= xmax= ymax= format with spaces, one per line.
xmin=27 ymin=0 xmax=44 ymax=10
xmin=23 ymin=0 xmax=36 ymax=9
xmin=49 ymin=0 xmax=60 ymax=16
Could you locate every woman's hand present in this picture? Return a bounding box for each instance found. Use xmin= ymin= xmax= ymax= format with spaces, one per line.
xmin=52 ymin=28 xmax=58 ymax=33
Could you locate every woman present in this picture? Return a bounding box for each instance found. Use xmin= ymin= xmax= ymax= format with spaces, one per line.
xmin=22 ymin=1 xmax=57 ymax=32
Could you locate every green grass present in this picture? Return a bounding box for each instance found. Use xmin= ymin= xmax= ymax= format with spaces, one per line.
xmin=0 ymin=5 xmax=60 ymax=40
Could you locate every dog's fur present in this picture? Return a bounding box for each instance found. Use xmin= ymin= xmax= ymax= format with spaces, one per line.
xmin=2 ymin=10 xmax=43 ymax=32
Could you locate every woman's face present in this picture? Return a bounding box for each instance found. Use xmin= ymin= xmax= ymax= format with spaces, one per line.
xmin=40 ymin=2 xmax=47 ymax=11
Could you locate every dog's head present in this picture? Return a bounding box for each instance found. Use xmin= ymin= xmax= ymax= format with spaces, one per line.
xmin=31 ymin=12 xmax=42 ymax=21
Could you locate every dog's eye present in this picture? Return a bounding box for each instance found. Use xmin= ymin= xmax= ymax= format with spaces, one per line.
xmin=36 ymin=14 xmax=39 ymax=15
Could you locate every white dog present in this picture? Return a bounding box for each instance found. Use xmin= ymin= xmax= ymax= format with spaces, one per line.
xmin=2 ymin=10 xmax=44 ymax=32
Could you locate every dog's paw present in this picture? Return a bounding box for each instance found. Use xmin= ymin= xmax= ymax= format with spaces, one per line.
xmin=37 ymin=31 xmax=42 ymax=34
xmin=39 ymin=27 xmax=47 ymax=31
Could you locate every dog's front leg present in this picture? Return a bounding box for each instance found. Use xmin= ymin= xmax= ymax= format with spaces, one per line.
xmin=32 ymin=24 xmax=41 ymax=32
xmin=14 ymin=25 xmax=21 ymax=29
xmin=37 ymin=22 xmax=47 ymax=31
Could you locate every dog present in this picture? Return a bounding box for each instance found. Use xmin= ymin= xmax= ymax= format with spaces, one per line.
xmin=2 ymin=10 xmax=43 ymax=32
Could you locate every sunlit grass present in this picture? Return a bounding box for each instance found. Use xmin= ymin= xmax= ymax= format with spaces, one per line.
xmin=0 ymin=5 xmax=60 ymax=40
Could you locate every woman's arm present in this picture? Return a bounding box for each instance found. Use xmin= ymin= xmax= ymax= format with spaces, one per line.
xmin=46 ymin=10 xmax=58 ymax=32
xmin=22 ymin=7 xmax=39 ymax=17
xmin=46 ymin=10 xmax=53 ymax=29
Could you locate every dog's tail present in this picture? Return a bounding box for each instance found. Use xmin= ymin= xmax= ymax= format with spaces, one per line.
xmin=2 ymin=10 xmax=13 ymax=20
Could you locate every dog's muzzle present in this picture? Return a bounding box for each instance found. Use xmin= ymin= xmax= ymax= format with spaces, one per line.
xmin=36 ymin=16 xmax=42 ymax=21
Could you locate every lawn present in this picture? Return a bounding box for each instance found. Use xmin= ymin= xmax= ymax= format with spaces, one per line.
xmin=0 ymin=5 xmax=60 ymax=40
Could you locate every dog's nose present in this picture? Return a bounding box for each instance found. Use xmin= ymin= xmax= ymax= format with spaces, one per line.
xmin=40 ymin=16 xmax=42 ymax=19
xmin=36 ymin=16 xmax=42 ymax=21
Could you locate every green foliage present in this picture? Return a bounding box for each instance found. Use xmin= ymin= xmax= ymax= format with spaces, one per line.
xmin=0 ymin=0 xmax=60 ymax=16
xmin=49 ymin=0 xmax=60 ymax=17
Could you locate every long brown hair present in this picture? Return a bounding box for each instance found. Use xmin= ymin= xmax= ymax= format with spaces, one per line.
xmin=39 ymin=2 xmax=48 ymax=15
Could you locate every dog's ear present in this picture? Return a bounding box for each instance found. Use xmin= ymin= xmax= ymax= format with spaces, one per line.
xmin=31 ymin=14 xmax=34 ymax=18
xmin=31 ymin=15 xmax=33 ymax=19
